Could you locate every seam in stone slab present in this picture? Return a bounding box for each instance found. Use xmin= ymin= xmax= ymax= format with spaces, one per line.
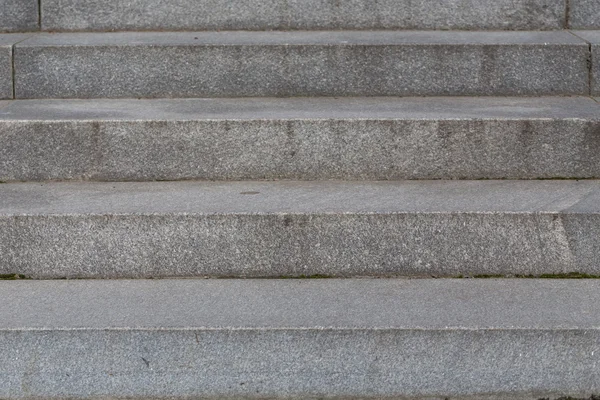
xmin=589 ymin=42 xmax=593 ymax=95
xmin=10 ymin=46 xmax=14 ymax=98
xmin=566 ymin=0 xmax=571 ymax=29
xmin=569 ymin=30 xmax=594 ymax=95
xmin=37 ymin=0 xmax=41 ymax=30
xmin=9 ymin=33 xmax=36 ymax=99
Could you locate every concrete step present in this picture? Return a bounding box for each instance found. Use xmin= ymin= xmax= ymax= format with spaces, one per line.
xmin=13 ymin=31 xmax=590 ymax=99
xmin=1 ymin=96 xmax=600 ymax=181
xmin=1 ymin=278 xmax=600 ymax=399
xmin=40 ymin=0 xmax=567 ymax=32
xmin=1 ymin=180 xmax=599 ymax=279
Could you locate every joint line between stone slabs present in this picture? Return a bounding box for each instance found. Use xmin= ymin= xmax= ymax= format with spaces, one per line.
xmin=569 ymin=30 xmax=594 ymax=95
xmin=566 ymin=0 xmax=571 ymax=29
xmin=10 ymin=34 xmax=37 ymax=99
xmin=38 ymin=0 xmax=42 ymax=30
xmin=11 ymin=46 xmax=14 ymax=99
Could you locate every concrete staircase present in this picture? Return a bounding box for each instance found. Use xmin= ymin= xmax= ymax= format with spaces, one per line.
xmin=1 ymin=0 xmax=600 ymax=398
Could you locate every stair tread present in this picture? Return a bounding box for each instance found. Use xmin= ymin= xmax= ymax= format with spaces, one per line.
xmin=2 ymin=95 xmax=599 ymax=120
xmin=573 ymin=30 xmax=600 ymax=42
xmin=2 ymin=180 xmax=599 ymax=215
xmin=16 ymin=30 xmax=588 ymax=46
xmin=0 ymin=33 xmax=34 ymax=46
xmin=2 ymin=278 xmax=600 ymax=330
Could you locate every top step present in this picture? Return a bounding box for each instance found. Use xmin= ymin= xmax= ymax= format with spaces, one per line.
xmin=6 ymin=1 xmax=600 ymax=33
xmin=6 ymin=0 xmax=600 ymax=33
xmin=39 ymin=0 xmax=568 ymax=31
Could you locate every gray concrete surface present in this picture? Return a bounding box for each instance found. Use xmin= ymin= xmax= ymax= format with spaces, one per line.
xmin=40 ymin=0 xmax=566 ymax=31
xmin=572 ymin=31 xmax=600 ymax=95
xmin=1 ymin=96 xmax=600 ymax=181
xmin=0 ymin=0 xmax=38 ymax=32
xmin=13 ymin=31 xmax=590 ymax=98
xmin=570 ymin=0 xmax=600 ymax=28
xmin=0 ymin=34 xmax=33 ymax=99
xmin=1 ymin=279 xmax=600 ymax=399
xmin=1 ymin=180 xmax=599 ymax=278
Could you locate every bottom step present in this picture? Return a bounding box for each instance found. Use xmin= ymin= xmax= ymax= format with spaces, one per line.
xmin=1 ymin=279 xmax=599 ymax=399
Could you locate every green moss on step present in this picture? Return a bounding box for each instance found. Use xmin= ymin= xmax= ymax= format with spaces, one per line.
xmin=458 ymin=272 xmax=600 ymax=279
xmin=278 ymin=274 xmax=334 ymax=279
xmin=0 ymin=274 xmax=29 ymax=280
xmin=538 ymin=395 xmax=600 ymax=400
xmin=537 ymin=272 xmax=600 ymax=279
xmin=515 ymin=272 xmax=600 ymax=279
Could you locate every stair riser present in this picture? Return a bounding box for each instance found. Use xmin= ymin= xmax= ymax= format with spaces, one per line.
xmin=1 ymin=213 xmax=597 ymax=278
xmin=4 ymin=0 xmax=600 ymax=33
xmin=0 ymin=42 xmax=13 ymax=99
xmin=2 ymin=329 xmax=598 ymax=399
xmin=0 ymin=0 xmax=38 ymax=32
xmin=14 ymin=42 xmax=589 ymax=98
xmin=570 ymin=0 xmax=600 ymax=29
xmin=40 ymin=0 xmax=566 ymax=32
xmin=2 ymin=119 xmax=600 ymax=181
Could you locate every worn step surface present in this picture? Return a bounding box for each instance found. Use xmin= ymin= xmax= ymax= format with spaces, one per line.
xmin=1 ymin=96 xmax=600 ymax=181
xmin=40 ymin=0 xmax=567 ymax=32
xmin=1 ymin=180 xmax=599 ymax=279
xmin=1 ymin=278 xmax=600 ymax=399
xmin=12 ymin=31 xmax=590 ymax=99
